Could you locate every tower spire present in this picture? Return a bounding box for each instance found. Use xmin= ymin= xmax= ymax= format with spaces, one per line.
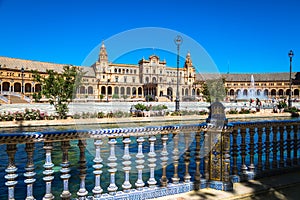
xmin=184 ymin=51 xmax=193 ymax=68
xmin=98 ymin=41 xmax=108 ymax=62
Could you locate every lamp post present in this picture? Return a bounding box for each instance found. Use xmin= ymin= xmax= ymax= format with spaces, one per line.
xmin=174 ymin=35 xmax=182 ymax=112
xmin=21 ymin=66 xmax=24 ymax=94
xmin=288 ymin=50 xmax=294 ymax=108
xmin=106 ymin=68 xmax=111 ymax=103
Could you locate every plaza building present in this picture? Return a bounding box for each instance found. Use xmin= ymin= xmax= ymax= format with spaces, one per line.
xmin=0 ymin=43 xmax=299 ymax=104
xmin=0 ymin=43 xmax=196 ymax=104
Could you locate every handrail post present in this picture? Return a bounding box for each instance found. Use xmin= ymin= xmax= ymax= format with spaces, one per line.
xmin=5 ymin=144 xmax=18 ymax=200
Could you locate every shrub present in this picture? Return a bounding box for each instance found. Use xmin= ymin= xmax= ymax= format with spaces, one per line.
xmin=227 ymin=108 xmax=238 ymax=114
xmin=291 ymin=112 xmax=299 ymax=118
xmin=73 ymin=113 xmax=81 ymax=119
xmin=239 ymin=108 xmax=251 ymax=114
xmin=97 ymin=112 xmax=105 ymax=118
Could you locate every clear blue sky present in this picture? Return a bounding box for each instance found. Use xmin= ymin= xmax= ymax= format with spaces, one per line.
xmin=0 ymin=0 xmax=299 ymax=73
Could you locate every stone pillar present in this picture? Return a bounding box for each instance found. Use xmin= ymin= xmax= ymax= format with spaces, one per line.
xmin=122 ymin=137 xmax=132 ymax=192
xmin=93 ymin=139 xmax=103 ymax=197
xmin=107 ymin=138 xmax=118 ymax=195
xmin=5 ymin=144 xmax=18 ymax=200
xmin=24 ymin=143 xmax=36 ymax=200
xmin=147 ymin=135 xmax=157 ymax=187
xmin=43 ymin=142 xmax=54 ymax=200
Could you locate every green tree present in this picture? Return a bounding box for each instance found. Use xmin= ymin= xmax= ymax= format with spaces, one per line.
xmin=32 ymin=66 xmax=84 ymax=119
xmin=201 ymin=78 xmax=227 ymax=103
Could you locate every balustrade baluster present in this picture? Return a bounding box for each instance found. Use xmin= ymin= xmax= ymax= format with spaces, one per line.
xmin=265 ymin=127 xmax=271 ymax=170
xmin=204 ymin=130 xmax=210 ymax=182
xmin=93 ymin=139 xmax=103 ymax=197
xmin=24 ymin=143 xmax=36 ymax=200
xmin=257 ymin=127 xmax=263 ymax=173
xmin=160 ymin=133 xmax=169 ymax=187
xmin=248 ymin=127 xmax=255 ymax=174
xmin=43 ymin=142 xmax=54 ymax=200
xmin=272 ymin=126 xmax=278 ymax=169
xmin=77 ymin=140 xmax=88 ymax=199
xmin=135 ymin=136 xmax=145 ymax=189
xmin=223 ymin=130 xmax=231 ymax=190
xmin=231 ymin=129 xmax=238 ymax=176
xmin=184 ymin=132 xmax=191 ymax=183
xmin=60 ymin=141 xmax=71 ymax=200
xmin=240 ymin=127 xmax=248 ymax=175
xmin=172 ymin=131 xmax=180 ymax=184
xmin=122 ymin=137 xmax=132 ymax=192
xmin=147 ymin=135 xmax=157 ymax=188
xmin=279 ymin=126 xmax=285 ymax=168
xmin=293 ymin=125 xmax=298 ymax=165
xmin=194 ymin=131 xmax=201 ymax=190
xmin=107 ymin=138 xmax=118 ymax=194
xmin=5 ymin=144 xmax=18 ymax=200
xmin=286 ymin=125 xmax=292 ymax=167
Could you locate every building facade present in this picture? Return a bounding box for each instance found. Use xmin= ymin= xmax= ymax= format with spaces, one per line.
xmin=0 ymin=43 xmax=299 ymax=104
xmin=0 ymin=43 xmax=196 ymax=103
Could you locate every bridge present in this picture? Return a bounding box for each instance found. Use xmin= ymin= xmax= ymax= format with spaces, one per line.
xmin=0 ymin=102 xmax=299 ymax=199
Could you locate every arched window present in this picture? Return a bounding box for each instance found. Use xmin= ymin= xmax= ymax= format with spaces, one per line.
xmin=101 ymin=86 xmax=106 ymax=95
xmin=126 ymin=87 xmax=131 ymax=95
xmin=121 ymin=87 xmax=125 ymax=95
xmin=229 ymin=89 xmax=234 ymax=96
xmin=152 ymin=77 xmax=156 ymax=83
xmin=14 ymin=82 xmax=21 ymax=92
xmin=80 ymin=86 xmax=85 ymax=94
xmin=25 ymin=83 xmax=31 ymax=93
xmin=88 ymin=86 xmax=93 ymax=94
xmin=132 ymin=87 xmax=137 ymax=95
xmin=3 ymin=82 xmax=10 ymax=91
xmin=108 ymin=86 xmax=112 ymax=95
xmin=138 ymin=87 xmax=142 ymax=96
xmin=114 ymin=87 xmax=119 ymax=95
xmin=271 ymin=89 xmax=276 ymax=96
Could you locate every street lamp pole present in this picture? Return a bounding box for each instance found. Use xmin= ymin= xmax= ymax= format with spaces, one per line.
xmin=174 ymin=35 xmax=182 ymax=112
xmin=21 ymin=66 xmax=24 ymax=95
xmin=288 ymin=50 xmax=294 ymax=108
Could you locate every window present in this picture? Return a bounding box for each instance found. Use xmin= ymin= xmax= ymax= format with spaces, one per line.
xmin=134 ymin=69 xmax=136 ymax=74
xmin=132 ymin=77 xmax=135 ymax=83
xmin=124 ymin=76 xmax=127 ymax=83
xmin=115 ymin=76 xmax=119 ymax=82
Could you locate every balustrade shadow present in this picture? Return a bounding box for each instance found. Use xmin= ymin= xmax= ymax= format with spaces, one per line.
xmin=0 ymin=117 xmax=299 ymax=199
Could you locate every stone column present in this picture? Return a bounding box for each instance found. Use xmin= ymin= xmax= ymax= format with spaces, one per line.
xmin=5 ymin=144 xmax=18 ymax=200
xmin=24 ymin=143 xmax=36 ymax=200
xmin=43 ymin=142 xmax=54 ymax=200
xmin=93 ymin=139 xmax=103 ymax=198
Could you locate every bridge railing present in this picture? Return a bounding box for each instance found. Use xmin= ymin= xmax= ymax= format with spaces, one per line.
xmin=0 ymin=120 xmax=299 ymax=200
xmin=230 ymin=120 xmax=300 ymax=182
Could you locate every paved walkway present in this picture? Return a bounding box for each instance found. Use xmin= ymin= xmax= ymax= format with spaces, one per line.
xmin=0 ymin=112 xmax=292 ymax=128
xmin=153 ymin=171 xmax=300 ymax=200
